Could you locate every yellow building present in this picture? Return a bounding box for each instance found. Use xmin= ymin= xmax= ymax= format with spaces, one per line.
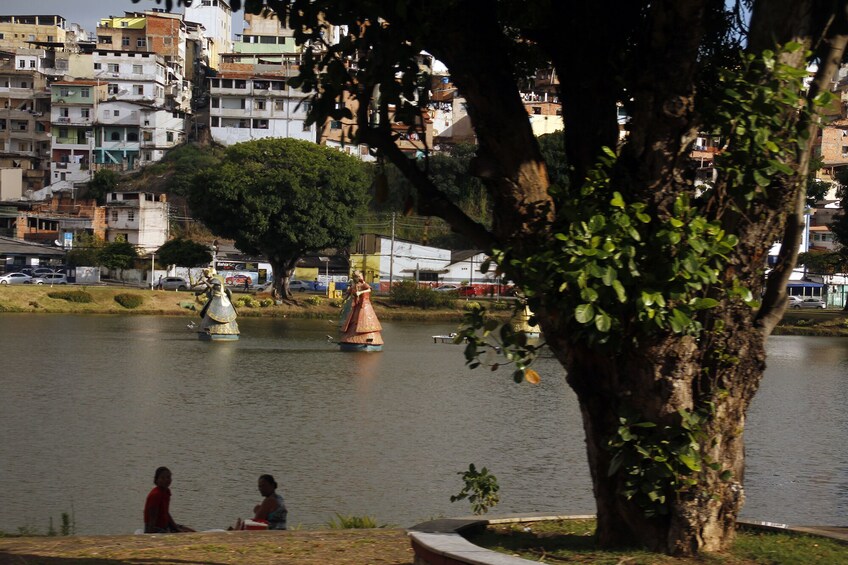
xmin=0 ymin=15 xmax=67 ymax=50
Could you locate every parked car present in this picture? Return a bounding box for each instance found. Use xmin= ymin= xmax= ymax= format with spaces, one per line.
xmin=26 ymin=273 xmax=68 ymax=285
xmin=288 ymin=280 xmax=312 ymax=292
xmin=0 ymin=272 xmax=33 ymax=285
xmin=160 ymin=276 xmax=190 ymax=291
xmin=32 ymin=267 xmax=58 ymax=277
xmin=790 ymin=297 xmax=826 ymax=309
xmin=434 ymin=284 xmax=461 ymax=293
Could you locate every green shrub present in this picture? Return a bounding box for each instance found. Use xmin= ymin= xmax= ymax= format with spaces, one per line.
xmin=305 ymin=295 xmax=324 ymax=306
xmin=114 ymin=293 xmax=144 ymax=309
xmin=464 ymin=301 xmax=482 ymax=311
xmin=259 ymin=298 xmax=274 ymax=307
xmin=47 ymin=290 xmax=93 ymax=303
xmin=235 ymin=295 xmax=258 ymax=308
xmin=390 ymin=281 xmax=455 ymax=309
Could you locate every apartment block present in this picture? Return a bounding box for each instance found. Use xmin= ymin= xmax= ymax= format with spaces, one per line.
xmin=0 ymin=15 xmax=67 ymax=51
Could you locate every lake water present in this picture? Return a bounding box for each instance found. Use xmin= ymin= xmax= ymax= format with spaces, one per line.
xmin=0 ymin=315 xmax=845 ymax=534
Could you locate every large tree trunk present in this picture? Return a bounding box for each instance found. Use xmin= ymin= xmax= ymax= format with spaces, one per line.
xmin=543 ymin=312 xmax=765 ymax=553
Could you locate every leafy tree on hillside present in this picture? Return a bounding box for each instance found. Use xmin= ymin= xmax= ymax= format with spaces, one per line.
xmin=100 ymin=239 xmax=139 ymax=280
xmin=156 ymin=238 xmax=212 ymax=269
xmin=188 ymin=138 xmax=370 ymax=298
xmin=144 ymin=0 xmax=848 ymax=555
xmin=85 ymin=170 xmax=120 ymax=205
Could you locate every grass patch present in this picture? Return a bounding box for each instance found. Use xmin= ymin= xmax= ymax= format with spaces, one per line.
xmin=46 ymin=290 xmax=93 ymax=303
xmin=114 ymin=293 xmax=144 ymax=309
xmin=468 ymin=519 xmax=848 ymax=564
xmin=326 ymin=514 xmax=384 ymax=529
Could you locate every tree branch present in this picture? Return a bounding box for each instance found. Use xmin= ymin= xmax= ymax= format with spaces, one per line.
xmin=756 ymin=1 xmax=848 ymax=335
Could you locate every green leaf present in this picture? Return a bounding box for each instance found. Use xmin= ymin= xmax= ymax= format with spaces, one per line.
xmin=575 ymin=303 xmax=595 ymax=324
xmin=595 ymin=312 xmax=612 ymax=332
xmin=752 ymin=170 xmax=771 ymax=187
xmin=611 ymin=192 xmax=625 ymax=208
xmin=612 ymin=280 xmax=627 ymax=302
xmin=678 ymin=453 xmax=702 ymax=472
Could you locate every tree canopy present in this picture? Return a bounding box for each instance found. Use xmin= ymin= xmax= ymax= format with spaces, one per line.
xmin=188 ymin=138 xmax=370 ymax=297
xmin=99 ymin=240 xmax=139 ymax=273
xmin=147 ymin=0 xmax=848 ymax=556
xmin=156 ymin=238 xmax=212 ymax=268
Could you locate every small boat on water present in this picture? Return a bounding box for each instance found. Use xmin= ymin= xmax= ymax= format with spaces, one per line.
xmin=339 ymin=341 xmax=383 ymax=352
xmin=198 ymin=330 xmax=239 ymax=342
xmin=513 ymin=305 xmax=541 ymax=338
xmin=432 ymin=332 xmax=459 ymax=343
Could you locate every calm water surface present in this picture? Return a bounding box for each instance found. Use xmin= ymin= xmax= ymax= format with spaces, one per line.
xmin=0 ymin=315 xmax=845 ymax=534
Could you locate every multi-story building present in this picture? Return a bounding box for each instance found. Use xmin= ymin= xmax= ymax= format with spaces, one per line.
xmin=235 ymin=11 xmax=299 ymax=55
xmin=0 ymin=15 xmax=67 ymax=51
xmin=105 ymin=191 xmax=168 ymax=252
xmin=95 ymin=99 xmax=186 ymax=170
xmin=184 ymin=0 xmax=233 ymax=69
xmin=208 ymin=68 xmax=315 ymax=145
xmin=0 ymin=193 xmax=106 ymax=244
xmin=49 ymin=80 xmax=106 ymax=187
xmin=0 ymin=50 xmax=51 ymax=191
xmin=92 ymin=50 xmax=168 ymax=107
xmin=95 ymin=14 xmax=147 ymax=52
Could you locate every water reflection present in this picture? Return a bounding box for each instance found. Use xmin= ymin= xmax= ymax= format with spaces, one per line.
xmin=0 ymin=315 xmax=845 ymax=534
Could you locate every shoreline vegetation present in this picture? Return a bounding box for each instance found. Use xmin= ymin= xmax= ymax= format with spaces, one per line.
xmin=0 ymin=284 xmax=493 ymax=322
xmin=1 ymin=285 xmax=846 ymax=335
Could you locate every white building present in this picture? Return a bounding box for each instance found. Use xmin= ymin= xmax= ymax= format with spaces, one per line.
xmin=92 ymin=50 xmax=168 ymax=107
xmin=95 ymin=100 xmax=185 ymax=170
xmin=208 ymin=72 xmax=315 ymax=145
xmin=184 ymin=0 xmax=233 ymax=69
xmin=105 ymin=191 xmax=169 ymax=252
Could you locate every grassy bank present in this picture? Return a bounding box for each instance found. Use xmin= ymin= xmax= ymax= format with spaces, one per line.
xmin=0 ymin=529 xmax=415 ymax=564
xmin=0 ymin=284 xmax=484 ymax=322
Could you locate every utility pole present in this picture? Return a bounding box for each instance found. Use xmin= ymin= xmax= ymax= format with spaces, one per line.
xmin=389 ymin=212 xmax=395 ymax=290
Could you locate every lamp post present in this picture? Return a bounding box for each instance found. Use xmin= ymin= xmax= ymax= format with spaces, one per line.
xmin=319 ymin=256 xmax=330 ymax=296
xmin=150 ymin=253 xmax=155 ymax=290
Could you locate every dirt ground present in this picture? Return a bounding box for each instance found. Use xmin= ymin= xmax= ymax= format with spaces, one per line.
xmin=0 ymin=529 xmax=415 ymax=564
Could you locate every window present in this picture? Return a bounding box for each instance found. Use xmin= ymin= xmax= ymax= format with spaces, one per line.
xmin=29 ymin=60 xmax=36 ymax=68
xmin=108 ymin=84 xmax=118 ymax=95
xmin=18 ymin=59 xmax=25 ymax=68
xmin=81 ymin=108 xmax=90 ymax=118
xmin=128 ymin=211 xmax=135 ymax=222
xmin=163 ymin=37 xmax=172 ymax=45
xmin=121 ymin=21 xmax=128 ymax=27
xmin=211 ymin=117 xmax=219 ymax=127
xmin=143 ymin=131 xmax=153 ymax=141
xmin=274 ymin=99 xmax=285 ymax=111
xmin=98 ymin=36 xmax=112 ymax=44
xmin=221 ymin=79 xmax=233 ymax=88
xmin=137 ymin=38 xmax=146 ymax=48
xmin=532 ymin=106 xmax=542 ymax=115
xmin=80 ymin=88 xmax=90 ymax=98
xmin=108 ymin=63 xmax=119 ymax=73
xmin=122 ymin=36 xmax=130 ymax=47
xmin=58 ymin=127 xmax=68 ymax=138
xmin=60 ymin=107 xmax=69 ymax=117
xmin=235 ymin=80 xmax=246 ymax=89
xmin=60 ymin=87 xmax=71 ymax=97
xmin=842 ymin=145 xmax=848 ymax=154
xmin=94 ymin=62 xmax=101 ymax=70
xmin=133 ymin=64 xmax=142 ymax=74
xmin=127 ymin=132 xmax=138 ymax=141
xmin=134 ymin=85 xmax=143 ymax=95
xmin=166 ymin=132 xmax=174 ymax=142
xmin=330 ymin=120 xmax=342 ymax=130
xmin=252 ymin=119 xmax=268 ymax=129
xmin=211 ymin=98 xmax=219 ymax=108
xmin=111 ymin=211 xmax=118 ymax=222
xmin=110 ymin=131 xmax=120 ymax=141
xmin=255 ymin=99 xmax=265 ymax=110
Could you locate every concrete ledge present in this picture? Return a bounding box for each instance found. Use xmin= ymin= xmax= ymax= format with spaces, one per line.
xmin=408 ymin=514 xmax=848 ymax=565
